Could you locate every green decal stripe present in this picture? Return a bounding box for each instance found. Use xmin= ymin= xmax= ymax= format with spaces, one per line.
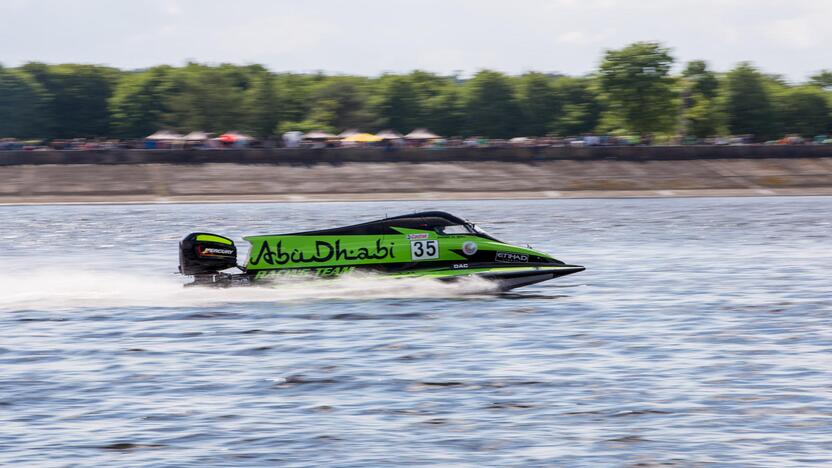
xmin=196 ymin=234 xmax=233 ymax=245
xmin=391 ymin=266 xmax=572 ymax=278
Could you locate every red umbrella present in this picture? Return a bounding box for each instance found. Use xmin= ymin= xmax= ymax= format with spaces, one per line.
xmin=217 ymin=132 xmax=253 ymax=143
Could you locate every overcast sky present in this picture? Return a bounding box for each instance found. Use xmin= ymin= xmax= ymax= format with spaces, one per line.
xmin=1 ymin=0 xmax=829 ymax=81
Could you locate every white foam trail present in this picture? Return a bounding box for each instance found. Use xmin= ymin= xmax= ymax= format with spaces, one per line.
xmin=0 ymin=266 xmax=498 ymax=312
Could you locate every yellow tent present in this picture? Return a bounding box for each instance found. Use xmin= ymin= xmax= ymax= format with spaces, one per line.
xmin=343 ymin=133 xmax=383 ymax=143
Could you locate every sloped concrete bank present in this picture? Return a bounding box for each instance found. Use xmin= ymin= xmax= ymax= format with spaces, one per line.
xmin=1 ymin=157 xmax=831 ymax=204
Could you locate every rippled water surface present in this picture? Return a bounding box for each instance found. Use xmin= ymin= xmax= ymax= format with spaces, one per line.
xmin=1 ymin=197 xmax=831 ymax=467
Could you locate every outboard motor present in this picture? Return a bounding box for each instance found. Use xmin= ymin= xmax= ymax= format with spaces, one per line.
xmin=179 ymin=233 xmax=238 ymax=275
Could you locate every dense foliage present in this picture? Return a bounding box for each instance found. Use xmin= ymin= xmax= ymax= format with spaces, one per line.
xmin=1 ymin=42 xmax=830 ymax=141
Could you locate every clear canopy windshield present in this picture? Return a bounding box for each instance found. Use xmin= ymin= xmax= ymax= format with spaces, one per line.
xmin=467 ymin=224 xmax=503 ymax=242
xmin=435 ymin=223 xmax=503 ymax=242
xmin=437 ymin=225 xmax=469 ymax=235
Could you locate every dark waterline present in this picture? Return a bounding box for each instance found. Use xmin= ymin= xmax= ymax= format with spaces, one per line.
xmin=1 ymin=197 xmax=830 ymax=466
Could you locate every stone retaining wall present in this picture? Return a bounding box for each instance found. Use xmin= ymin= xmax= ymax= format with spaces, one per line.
xmin=2 ymin=157 xmax=831 ymax=203
xmin=2 ymin=145 xmax=832 ymax=166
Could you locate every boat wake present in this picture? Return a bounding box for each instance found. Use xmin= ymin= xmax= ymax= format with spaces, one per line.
xmin=0 ymin=264 xmax=499 ymax=312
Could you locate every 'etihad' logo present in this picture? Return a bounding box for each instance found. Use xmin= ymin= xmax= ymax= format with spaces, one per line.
xmin=495 ymin=252 xmax=529 ymax=263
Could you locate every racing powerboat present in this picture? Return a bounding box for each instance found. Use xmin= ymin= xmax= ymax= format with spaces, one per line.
xmin=178 ymin=211 xmax=584 ymax=290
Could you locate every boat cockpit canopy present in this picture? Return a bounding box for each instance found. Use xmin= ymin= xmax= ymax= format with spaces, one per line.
xmin=286 ymin=211 xmax=503 ymax=241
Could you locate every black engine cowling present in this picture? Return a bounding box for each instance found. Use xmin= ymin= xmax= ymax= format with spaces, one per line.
xmin=179 ymin=233 xmax=238 ymax=275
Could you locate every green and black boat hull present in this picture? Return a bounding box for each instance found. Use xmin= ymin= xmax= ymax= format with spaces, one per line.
xmin=179 ymin=211 xmax=584 ymax=291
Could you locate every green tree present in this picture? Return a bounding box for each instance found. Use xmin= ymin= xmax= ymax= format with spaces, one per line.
xmin=276 ymin=96 xmax=340 ymax=135
xmin=550 ymin=76 xmax=602 ymax=136
xmin=241 ymin=72 xmax=279 ymax=137
xmin=109 ymin=66 xmax=178 ymax=138
xmin=9 ymin=54 xmax=832 ymax=141
xmin=516 ymin=72 xmax=558 ymax=136
xmin=166 ymin=63 xmax=246 ymax=132
xmin=410 ymin=70 xmax=465 ymax=136
xmin=685 ymin=92 xmax=724 ymax=138
xmin=464 ymin=70 xmax=521 ymax=138
xmin=680 ymin=61 xmax=722 ymax=138
xmin=598 ymin=42 xmax=678 ymax=135
xmin=809 ymin=70 xmax=832 ymax=89
xmin=774 ymin=86 xmax=830 ymax=137
xmin=373 ymin=74 xmax=420 ymax=131
xmin=273 ymin=73 xmax=319 ymax=126
xmin=724 ymin=62 xmax=776 ymax=140
xmin=682 ymin=60 xmax=719 ymax=99
xmin=424 ymin=82 xmax=465 ymax=136
xmin=307 ymin=76 xmax=375 ymax=130
xmin=21 ymin=62 xmax=121 ymax=138
xmin=0 ymin=65 xmax=49 ymax=138
xmin=373 ymin=71 xmax=451 ymax=132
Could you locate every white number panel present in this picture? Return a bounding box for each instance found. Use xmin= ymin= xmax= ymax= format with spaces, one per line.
xmin=410 ymin=240 xmax=439 ymax=260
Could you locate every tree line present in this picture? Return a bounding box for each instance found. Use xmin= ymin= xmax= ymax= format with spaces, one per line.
xmin=1 ymin=42 xmax=831 ymax=142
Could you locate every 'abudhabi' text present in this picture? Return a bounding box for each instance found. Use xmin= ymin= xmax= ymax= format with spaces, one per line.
xmin=251 ymin=239 xmax=396 ymax=266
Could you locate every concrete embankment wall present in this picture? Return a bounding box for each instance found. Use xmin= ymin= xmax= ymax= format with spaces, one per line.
xmin=1 ymin=147 xmax=831 ymax=203
xmin=3 ymin=144 xmax=832 ymax=166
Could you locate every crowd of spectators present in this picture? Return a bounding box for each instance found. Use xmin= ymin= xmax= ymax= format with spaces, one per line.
xmin=2 ymin=132 xmax=831 ymax=151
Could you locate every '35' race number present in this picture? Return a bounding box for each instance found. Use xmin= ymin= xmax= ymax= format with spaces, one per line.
xmin=410 ymin=240 xmax=439 ymax=260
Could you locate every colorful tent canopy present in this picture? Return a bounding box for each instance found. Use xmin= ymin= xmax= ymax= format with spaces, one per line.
xmin=404 ymin=128 xmax=440 ymax=140
xmin=338 ymin=129 xmax=361 ymax=138
xmin=183 ymin=131 xmax=211 ymax=141
xmin=376 ymin=129 xmax=404 ymax=140
xmin=304 ymin=131 xmax=337 ymax=140
xmin=146 ymin=130 xmax=184 ymax=140
xmin=343 ymin=133 xmax=383 ymax=143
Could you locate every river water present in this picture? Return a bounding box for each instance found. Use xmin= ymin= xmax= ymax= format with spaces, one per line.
xmin=1 ymin=197 xmax=830 ymax=467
